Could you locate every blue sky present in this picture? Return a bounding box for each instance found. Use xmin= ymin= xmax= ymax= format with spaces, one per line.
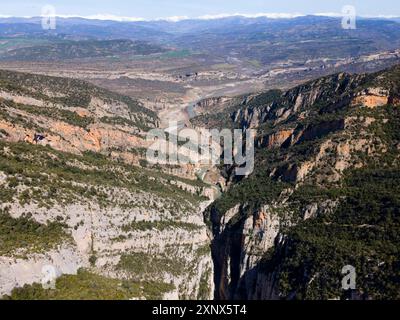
xmin=1 ymin=0 xmax=400 ymax=19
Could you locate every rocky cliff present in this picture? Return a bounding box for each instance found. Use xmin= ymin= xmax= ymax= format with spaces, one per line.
xmin=0 ymin=70 xmax=214 ymax=300
xmin=200 ymin=65 xmax=400 ymax=300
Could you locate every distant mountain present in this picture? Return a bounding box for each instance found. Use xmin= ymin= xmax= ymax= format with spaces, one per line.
xmin=0 ymin=16 xmax=400 ymax=66
xmin=0 ymin=18 xmax=171 ymax=42
xmin=168 ymin=16 xmax=400 ymax=63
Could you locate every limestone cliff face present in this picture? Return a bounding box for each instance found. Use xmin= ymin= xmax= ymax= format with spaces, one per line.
xmin=0 ymin=138 xmax=215 ymax=299
xmin=0 ymin=199 xmax=214 ymax=299
xmin=209 ymin=203 xmax=284 ymax=299
xmin=0 ymin=116 xmax=149 ymax=163
xmin=0 ymin=94 xmax=152 ymax=166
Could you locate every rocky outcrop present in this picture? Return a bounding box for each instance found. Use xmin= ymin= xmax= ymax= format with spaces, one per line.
xmin=194 ymin=97 xmax=232 ymax=115
xmin=0 ymin=115 xmax=149 ymax=165
xmin=257 ymin=129 xmax=294 ymax=149
xmin=230 ymin=72 xmax=362 ymax=129
xmin=352 ymin=87 xmax=390 ymax=108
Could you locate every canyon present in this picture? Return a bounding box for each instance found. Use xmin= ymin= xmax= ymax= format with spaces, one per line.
xmin=0 ymin=15 xmax=400 ymax=300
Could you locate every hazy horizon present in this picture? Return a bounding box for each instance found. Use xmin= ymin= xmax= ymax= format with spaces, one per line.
xmin=1 ymin=0 xmax=399 ymax=21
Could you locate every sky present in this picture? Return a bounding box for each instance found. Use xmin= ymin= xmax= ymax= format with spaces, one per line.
xmin=1 ymin=0 xmax=400 ymax=20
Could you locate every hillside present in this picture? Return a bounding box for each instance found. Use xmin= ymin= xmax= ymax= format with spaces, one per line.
xmin=0 ymin=69 xmax=214 ymax=300
xmin=198 ymin=65 xmax=400 ymax=300
xmin=0 ymin=39 xmax=168 ymax=61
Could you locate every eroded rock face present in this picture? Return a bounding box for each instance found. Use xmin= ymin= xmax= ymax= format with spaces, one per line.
xmin=352 ymin=87 xmax=390 ymax=108
xmin=0 ymin=102 xmax=150 ymax=157
xmin=208 ymin=197 xmax=346 ymax=300
xmin=231 ymin=72 xmax=364 ymax=130
xmin=353 ymin=95 xmax=389 ymax=108
xmin=0 ymin=195 xmax=214 ymax=299
xmin=258 ymin=129 xmax=294 ymax=149
xmin=200 ymin=89 xmax=392 ymax=297
xmin=194 ymin=97 xmax=232 ymax=115
xmin=210 ymin=203 xmax=284 ymax=300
